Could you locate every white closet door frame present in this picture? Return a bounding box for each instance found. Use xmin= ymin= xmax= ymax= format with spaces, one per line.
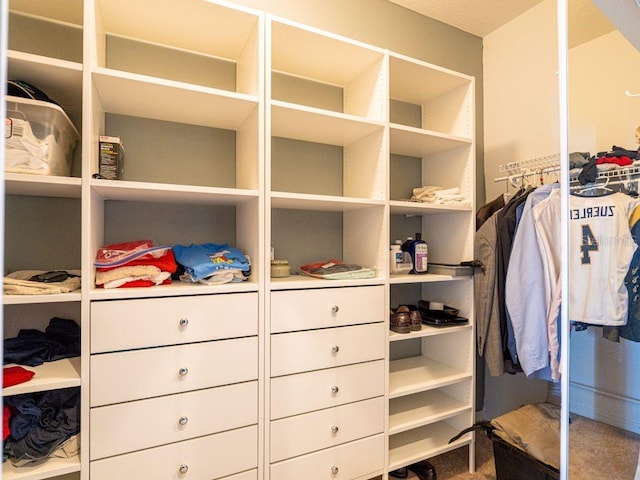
xmin=0 ymin=0 xmax=7 ymax=381
xmin=556 ymin=0 xmax=570 ymax=479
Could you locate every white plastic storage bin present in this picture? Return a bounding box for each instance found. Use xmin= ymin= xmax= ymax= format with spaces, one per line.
xmin=5 ymin=96 xmax=80 ymax=176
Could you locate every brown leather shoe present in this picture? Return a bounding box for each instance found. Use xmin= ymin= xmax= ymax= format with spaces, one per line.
xmin=409 ymin=310 xmax=422 ymax=331
xmin=390 ymin=311 xmax=411 ymax=333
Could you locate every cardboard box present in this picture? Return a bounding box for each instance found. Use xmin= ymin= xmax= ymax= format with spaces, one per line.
xmin=99 ymin=135 xmax=125 ymax=179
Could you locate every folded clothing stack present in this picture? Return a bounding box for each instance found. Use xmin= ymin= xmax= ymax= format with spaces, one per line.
xmin=172 ymin=242 xmax=251 ymax=285
xmin=299 ymin=259 xmax=375 ymax=280
xmin=94 ymin=239 xmax=177 ymax=288
xmin=4 ymin=270 xmax=80 ymax=295
xmin=410 ymin=186 xmax=470 ymax=207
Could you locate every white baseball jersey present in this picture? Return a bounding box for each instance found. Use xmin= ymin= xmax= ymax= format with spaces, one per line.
xmin=568 ymin=192 xmax=640 ymax=326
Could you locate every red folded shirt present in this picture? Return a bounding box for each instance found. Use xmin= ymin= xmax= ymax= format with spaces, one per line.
xmin=3 ymin=365 xmax=35 ymax=387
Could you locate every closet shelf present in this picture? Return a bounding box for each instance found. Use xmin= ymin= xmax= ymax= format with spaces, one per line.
xmin=2 ymin=455 xmax=80 ymax=480
xmin=389 ymin=323 xmax=471 ymax=342
xmin=89 ymin=280 xmax=259 ymax=301
xmin=5 ymin=174 xmax=82 ymax=198
xmin=389 ymin=356 xmax=470 ymax=399
xmin=389 ymin=389 xmax=470 ymax=435
xmin=270 ymin=191 xmax=384 ymax=211
xmin=91 ymin=179 xmax=259 ymax=205
xmin=388 ymin=272 xmax=471 ymax=285
xmin=389 ymin=53 xmax=472 ymax=104
xmin=390 ymin=123 xmax=472 ymax=157
xmin=388 ymin=421 xmax=471 ymax=471
xmin=269 ymin=275 xmax=384 ymax=290
xmin=389 ymin=201 xmax=472 ymax=216
xmin=3 ymin=293 xmax=82 ymax=305
xmin=9 ymin=0 xmax=83 ymax=26
xmin=3 ymin=357 xmax=81 ymax=397
xmin=271 ymin=18 xmax=385 ymax=87
xmin=92 ymin=68 xmax=259 ymax=130
xmin=271 ymin=101 xmax=384 ymax=146
xmin=96 ymin=0 xmax=259 ymax=61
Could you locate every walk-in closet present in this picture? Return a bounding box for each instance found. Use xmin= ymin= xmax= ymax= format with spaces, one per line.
xmin=1 ymin=0 xmax=639 ymax=479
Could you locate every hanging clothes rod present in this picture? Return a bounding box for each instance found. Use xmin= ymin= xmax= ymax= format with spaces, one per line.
xmin=569 ymin=164 xmax=640 ymax=183
xmin=494 ymin=165 xmax=561 ymax=183
xmin=494 ymin=153 xmax=561 ymax=183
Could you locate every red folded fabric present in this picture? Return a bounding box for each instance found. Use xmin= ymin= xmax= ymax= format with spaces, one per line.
xmin=97 ymin=249 xmax=178 ymax=273
xmin=3 ymin=365 xmax=36 ymax=387
xmin=3 ymin=405 xmax=11 ymax=441
xmin=596 ymin=155 xmax=633 ymax=166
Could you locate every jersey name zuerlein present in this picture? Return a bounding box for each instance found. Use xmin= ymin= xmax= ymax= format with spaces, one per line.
xmin=569 ymin=205 xmax=615 ymax=220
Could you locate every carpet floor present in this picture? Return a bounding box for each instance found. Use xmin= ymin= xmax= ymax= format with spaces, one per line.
xmin=421 ymin=414 xmax=640 ymax=479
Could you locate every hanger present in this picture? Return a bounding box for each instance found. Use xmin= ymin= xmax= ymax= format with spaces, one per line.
xmin=572 ymin=175 xmax=613 ymax=196
xmin=503 ymin=175 xmax=513 ymax=202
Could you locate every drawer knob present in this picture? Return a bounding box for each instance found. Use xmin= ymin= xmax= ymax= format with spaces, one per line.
xmin=331 ymin=385 xmax=339 ymax=394
xmin=331 ymin=345 xmax=340 ymax=354
xmin=179 ymin=464 xmax=189 ymax=474
xmin=331 ymin=465 xmax=339 ymax=475
xmin=179 ymin=367 xmax=189 ymax=377
xmin=179 ymin=317 xmax=189 ymax=327
xmin=179 ymin=416 xmax=189 ymax=426
xmin=331 ymin=305 xmax=339 ymax=314
xmin=331 ymin=425 xmax=339 ymax=434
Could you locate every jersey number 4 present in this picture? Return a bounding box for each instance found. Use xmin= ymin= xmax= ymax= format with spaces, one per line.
xmin=580 ymin=224 xmax=598 ymax=264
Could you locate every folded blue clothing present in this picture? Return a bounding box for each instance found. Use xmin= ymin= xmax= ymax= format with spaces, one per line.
xmin=172 ymin=243 xmax=251 ymax=282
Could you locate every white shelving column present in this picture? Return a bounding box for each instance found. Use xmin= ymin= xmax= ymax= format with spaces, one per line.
xmin=265 ymin=15 xmax=389 ymax=480
xmin=83 ymin=0 xmax=264 ymax=479
xmin=4 ymin=1 xmax=84 ymax=479
xmin=387 ymin=52 xmax=476 ymax=474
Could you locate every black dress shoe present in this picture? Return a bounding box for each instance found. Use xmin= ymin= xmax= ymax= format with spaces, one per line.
xmin=389 ymin=467 xmax=409 ymax=478
xmin=408 ymin=460 xmax=436 ymax=480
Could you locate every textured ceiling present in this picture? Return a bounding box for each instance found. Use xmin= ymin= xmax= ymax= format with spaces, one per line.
xmin=387 ymin=0 xmax=545 ymax=37
xmin=387 ymin=0 xmax=616 ymax=45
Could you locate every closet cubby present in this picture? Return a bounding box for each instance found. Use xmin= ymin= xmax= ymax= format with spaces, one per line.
xmin=388 ymin=411 xmax=473 ymax=471
xmin=90 ymin=0 xmax=261 ymax=96
xmin=269 ymin=18 xmax=386 ymax=120
xmin=269 ymin=205 xmax=386 ymax=288
xmin=3 ymin=302 xmax=82 ymax=480
xmin=389 ymin=53 xmax=473 ymax=138
xmin=88 ymin=196 xmax=260 ymax=299
xmin=7 ymin=4 xmax=83 ymax=64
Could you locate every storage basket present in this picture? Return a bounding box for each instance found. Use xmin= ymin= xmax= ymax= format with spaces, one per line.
xmin=489 ymin=429 xmax=559 ymax=480
xmin=5 ymin=95 xmax=79 ymax=176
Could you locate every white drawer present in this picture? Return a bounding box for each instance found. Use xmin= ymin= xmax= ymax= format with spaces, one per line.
xmin=271 ymin=323 xmax=385 ymax=377
xmin=271 ymin=360 xmax=385 ymax=420
xmin=270 ymin=397 xmax=384 ymax=463
xmin=91 ymin=292 xmax=258 ymax=353
xmin=271 ymin=286 xmax=384 ymax=333
xmin=90 ymin=381 xmax=257 ymax=460
xmin=270 ymin=434 xmax=384 ymax=480
xmin=91 ymin=336 xmax=257 ymax=406
xmin=91 ymin=425 xmax=257 ymax=480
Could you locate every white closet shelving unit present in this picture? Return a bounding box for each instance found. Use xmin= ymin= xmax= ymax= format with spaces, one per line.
xmin=84 ymin=1 xmax=263 ymax=480
xmin=4 ymin=1 xmax=84 ymax=479
xmin=265 ymin=16 xmax=388 ymax=480
xmin=3 ymin=2 xmax=475 ymax=479
xmin=387 ymin=52 xmax=476 ymax=472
